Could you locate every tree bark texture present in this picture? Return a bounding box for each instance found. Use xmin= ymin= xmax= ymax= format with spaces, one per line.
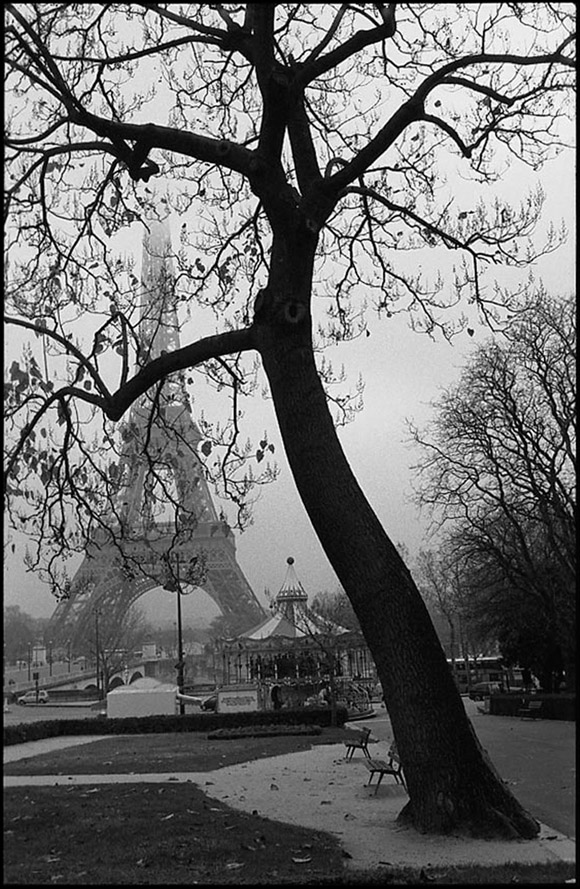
xmin=255 ymin=254 xmax=540 ymax=839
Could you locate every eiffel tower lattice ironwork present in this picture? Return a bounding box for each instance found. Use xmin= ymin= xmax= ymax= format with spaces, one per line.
xmin=50 ymin=218 xmax=266 ymax=649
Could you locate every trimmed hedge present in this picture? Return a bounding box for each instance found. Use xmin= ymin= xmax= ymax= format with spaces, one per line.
xmin=3 ymin=705 xmax=348 ymax=746
xmin=207 ymin=724 xmax=322 ymax=739
xmin=489 ymin=693 xmax=576 ymax=721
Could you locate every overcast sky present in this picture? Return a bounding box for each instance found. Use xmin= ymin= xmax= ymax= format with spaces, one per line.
xmin=4 ymin=138 xmax=575 ymax=626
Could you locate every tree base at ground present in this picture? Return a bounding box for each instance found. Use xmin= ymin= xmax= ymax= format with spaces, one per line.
xmin=397 ymin=758 xmax=540 ymax=839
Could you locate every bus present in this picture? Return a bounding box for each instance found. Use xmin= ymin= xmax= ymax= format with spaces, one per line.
xmin=446 ymin=656 xmax=523 ymax=695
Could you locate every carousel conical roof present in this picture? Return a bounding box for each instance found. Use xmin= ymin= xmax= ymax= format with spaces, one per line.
xmin=240 ymin=557 xmax=350 ymax=641
xmin=276 ymin=557 xmax=308 ymax=602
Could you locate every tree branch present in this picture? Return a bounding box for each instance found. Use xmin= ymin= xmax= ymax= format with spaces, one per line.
xmin=51 ymin=35 xmax=219 ymax=66
xmin=421 ymin=114 xmax=472 ymax=158
xmin=6 ymin=317 xmax=113 ymax=399
xmin=324 ymin=42 xmax=574 ymax=194
xmin=325 ymin=94 xmax=425 ymax=194
xmin=296 ymin=5 xmax=396 ymax=86
xmin=302 ymin=4 xmax=349 ymax=66
xmin=414 ymin=44 xmax=576 ymax=104
xmin=67 ymin=111 xmax=263 ymax=180
xmin=136 ymin=3 xmax=229 ymax=39
xmin=100 ymin=327 xmax=257 ymax=422
xmin=287 ymin=95 xmax=322 ymax=190
xmin=4 ymin=325 xmax=258 ymax=494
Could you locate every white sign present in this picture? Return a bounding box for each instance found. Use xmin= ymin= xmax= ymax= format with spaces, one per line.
xmin=218 ymin=687 xmax=259 ymax=713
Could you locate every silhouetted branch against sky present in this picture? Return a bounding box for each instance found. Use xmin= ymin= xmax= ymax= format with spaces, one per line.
xmin=4 ymin=3 xmax=575 ymax=607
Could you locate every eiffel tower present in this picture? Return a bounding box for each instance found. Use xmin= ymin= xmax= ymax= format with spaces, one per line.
xmin=50 ymin=217 xmax=266 ymax=649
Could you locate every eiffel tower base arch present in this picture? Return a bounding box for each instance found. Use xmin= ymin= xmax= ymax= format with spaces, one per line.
xmin=49 ymin=521 xmax=265 ymax=650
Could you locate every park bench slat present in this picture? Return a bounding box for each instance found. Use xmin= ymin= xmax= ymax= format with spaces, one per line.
xmin=363 ymin=742 xmax=407 ymax=794
xmin=343 ymin=726 xmax=372 ymax=760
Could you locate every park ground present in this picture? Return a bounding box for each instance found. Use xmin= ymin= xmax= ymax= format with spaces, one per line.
xmin=3 ymin=709 xmax=575 ymax=885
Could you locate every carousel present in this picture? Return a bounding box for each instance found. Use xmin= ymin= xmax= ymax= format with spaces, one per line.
xmin=215 ymin=557 xmax=376 ymax=718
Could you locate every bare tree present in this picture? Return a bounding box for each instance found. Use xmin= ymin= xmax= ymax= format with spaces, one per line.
xmin=415 ymin=549 xmax=461 ymax=664
xmin=3 ymin=606 xmax=37 ymax=665
xmin=415 ymin=548 xmax=498 ymax=691
xmin=310 ymin=587 xmax=362 ymax=633
xmin=411 ymin=290 xmax=576 ymax=689
xmin=4 ymin=4 xmax=575 ymax=837
xmin=81 ymin=602 xmax=150 ymax=696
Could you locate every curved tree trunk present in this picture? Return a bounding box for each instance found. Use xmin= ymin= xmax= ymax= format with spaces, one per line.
xmin=254 ymin=257 xmax=540 ymax=838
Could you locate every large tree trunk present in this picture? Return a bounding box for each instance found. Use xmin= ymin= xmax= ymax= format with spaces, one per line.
xmin=254 ymin=261 xmax=540 ymax=838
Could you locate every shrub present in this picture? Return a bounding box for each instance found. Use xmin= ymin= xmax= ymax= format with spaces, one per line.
xmin=207 ymin=724 xmax=322 ymax=739
xmin=3 ymin=705 xmax=347 ymax=746
xmin=489 ymin=693 xmax=576 ymax=720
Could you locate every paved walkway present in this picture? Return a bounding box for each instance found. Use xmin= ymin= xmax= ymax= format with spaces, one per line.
xmin=4 ymin=734 xmax=575 ymax=872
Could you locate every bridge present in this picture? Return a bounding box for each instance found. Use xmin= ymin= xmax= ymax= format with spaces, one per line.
xmin=4 ymin=644 xmax=219 ymax=701
xmin=3 ymin=656 xmax=173 ymax=702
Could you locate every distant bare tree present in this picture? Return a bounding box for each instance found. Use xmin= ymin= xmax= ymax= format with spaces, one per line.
xmin=416 ymin=548 xmax=497 ymax=689
xmin=80 ymin=602 xmax=149 ymax=696
xmin=310 ymin=587 xmax=361 ymax=633
xmin=3 ymin=606 xmax=37 ymax=665
xmin=411 ymin=290 xmax=575 ymax=689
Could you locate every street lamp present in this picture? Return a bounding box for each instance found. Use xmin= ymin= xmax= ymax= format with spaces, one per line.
xmin=162 ymin=552 xmax=186 ymax=715
xmin=94 ymin=608 xmax=101 ymax=699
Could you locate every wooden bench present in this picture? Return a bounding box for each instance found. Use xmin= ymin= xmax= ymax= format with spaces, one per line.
xmin=518 ymin=700 xmax=543 ymax=720
xmin=364 ymin=742 xmax=407 ymax=794
xmin=343 ymin=726 xmax=371 ymax=760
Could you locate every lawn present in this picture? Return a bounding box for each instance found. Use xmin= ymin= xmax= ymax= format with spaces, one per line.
xmin=4 ymin=728 xmax=575 ymax=885
xmin=3 ymin=728 xmax=350 ymax=777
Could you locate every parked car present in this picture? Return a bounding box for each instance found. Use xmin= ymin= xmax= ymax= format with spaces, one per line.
xmin=201 ymin=694 xmax=217 ymax=711
xmin=469 ymin=682 xmax=500 ymax=701
xmin=18 ymin=690 xmax=49 ymax=705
